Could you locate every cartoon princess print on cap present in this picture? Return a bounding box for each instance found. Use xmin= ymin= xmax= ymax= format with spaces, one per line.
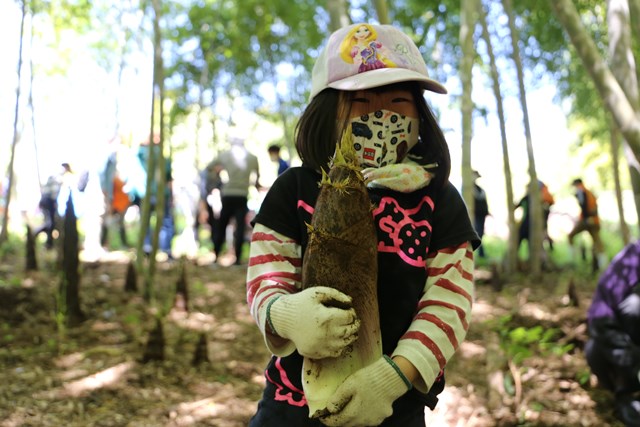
xmin=339 ymin=23 xmax=397 ymax=73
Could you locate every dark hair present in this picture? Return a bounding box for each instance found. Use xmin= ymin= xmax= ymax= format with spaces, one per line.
xmin=295 ymin=82 xmax=451 ymax=189
xmin=294 ymin=89 xmax=341 ymax=171
xmin=572 ymin=178 xmax=583 ymax=185
xmin=268 ymin=145 xmax=281 ymax=154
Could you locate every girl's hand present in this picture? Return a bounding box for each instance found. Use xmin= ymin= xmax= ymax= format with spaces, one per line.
xmin=321 ymin=356 xmax=411 ymax=426
xmin=267 ymin=287 xmax=361 ymax=359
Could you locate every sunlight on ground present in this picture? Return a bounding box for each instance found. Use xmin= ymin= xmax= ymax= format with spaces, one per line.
xmin=63 ymin=361 xmax=133 ymax=398
xmin=54 ymin=352 xmax=89 ymax=381
xmin=34 ymin=361 xmax=134 ymax=399
xmin=519 ymin=301 xmax=561 ymax=322
xmin=473 ymin=269 xmax=493 ymax=282
xmin=424 ymin=386 xmax=492 ymax=427
xmin=470 ymin=298 xmax=502 ymax=323
xmin=457 ymin=341 xmax=487 ymax=359
xmin=80 ymin=248 xmax=132 ymax=264
xmin=168 ymin=310 xmax=216 ymax=332
xmin=21 ymin=277 xmax=35 ymax=288
xmin=54 ymin=352 xmax=84 ymax=369
xmin=169 ymin=397 xmax=222 ymax=425
xmin=167 ymin=384 xmax=257 ymax=426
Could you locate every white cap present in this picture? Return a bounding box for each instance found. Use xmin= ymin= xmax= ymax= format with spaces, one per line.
xmin=309 ymin=23 xmax=447 ymax=101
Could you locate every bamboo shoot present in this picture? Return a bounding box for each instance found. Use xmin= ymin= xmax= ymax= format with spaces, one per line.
xmin=301 ymin=130 xmax=382 ymax=418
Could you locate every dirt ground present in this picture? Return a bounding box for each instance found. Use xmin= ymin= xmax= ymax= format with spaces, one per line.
xmin=0 ymin=246 xmax=627 ymax=426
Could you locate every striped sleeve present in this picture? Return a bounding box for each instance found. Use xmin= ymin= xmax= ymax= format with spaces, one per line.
xmin=247 ymin=223 xmax=303 ymax=356
xmin=392 ymin=242 xmax=475 ymax=393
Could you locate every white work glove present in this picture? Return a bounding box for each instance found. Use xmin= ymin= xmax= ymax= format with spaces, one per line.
xmin=620 ymin=292 xmax=640 ymax=316
xmin=321 ymin=356 xmax=412 ymax=427
xmin=267 ymin=286 xmax=360 ymax=359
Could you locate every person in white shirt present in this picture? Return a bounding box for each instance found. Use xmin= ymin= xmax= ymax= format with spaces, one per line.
xmin=207 ymin=136 xmax=260 ymax=265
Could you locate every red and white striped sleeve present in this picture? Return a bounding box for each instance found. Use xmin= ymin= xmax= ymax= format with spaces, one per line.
xmin=246 ymin=223 xmax=303 ymax=355
xmin=392 ymin=242 xmax=475 ymax=392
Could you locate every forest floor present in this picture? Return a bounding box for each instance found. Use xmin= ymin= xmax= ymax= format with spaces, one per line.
xmin=0 ymin=244 xmax=627 ymax=427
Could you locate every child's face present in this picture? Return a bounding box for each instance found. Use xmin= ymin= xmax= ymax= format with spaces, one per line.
xmin=343 ymin=87 xmax=420 ymax=168
xmin=348 ymin=88 xmax=418 ymax=119
xmin=354 ymin=25 xmax=371 ymax=41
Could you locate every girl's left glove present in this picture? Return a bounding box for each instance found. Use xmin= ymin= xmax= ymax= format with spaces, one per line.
xmin=320 ymin=356 xmax=412 ymax=427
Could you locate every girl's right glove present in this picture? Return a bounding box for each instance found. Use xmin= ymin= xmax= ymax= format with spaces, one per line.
xmin=267 ymin=286 xmax=360 ymax=359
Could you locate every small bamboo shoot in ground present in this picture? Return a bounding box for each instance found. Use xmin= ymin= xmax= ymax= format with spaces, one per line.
xmin=301 ymin=130 xmax=381 ymax=418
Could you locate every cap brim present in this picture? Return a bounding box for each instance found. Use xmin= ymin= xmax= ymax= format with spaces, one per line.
xmin=327 ymin=67 xmax=447 ymax=94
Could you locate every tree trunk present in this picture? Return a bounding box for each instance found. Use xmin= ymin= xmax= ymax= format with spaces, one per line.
xmin=624 ymin=144 xmax=640 ymax=234
xmin=631 ymin=0 xmax=640 ymax=104
xmin=628 ymin=0 xmax=640 ymax=61
xmin=136 ymin=0 xmax=164 ymax=301
xmin=195 ymin=50 xmax=210 ymax=171
xmin=263 ymin=46 xmax=294 ymax=169
xmin=135 ymin=123 xmax=156 ymax=274
xmin=607 ymin=0 xmax=639 ymax=107
xmin=479 ymin=2 xmax=518 ymax=274
xmin=327 ymin=0 xmax=351 ymax=32
xmin=143 ymin=0 xmax=167 ymax=302
xmin=610 ymin=124 xmax=631 ymax=244
xmin=25 ymin=225 xmax=37 ymax=271
xmin=550 ymin=0 xmax=640 ymax=161
xmin=460 ymin=0 xmax=478 ymax=217
xmin=278 ymin=106 xmax=292 ymax=155
xmin=504 ymin=0 xmax=543 ymax=275
xmin=0 ymin=0 xmax=27 ymax=244
xmin=373 ymin=0 xmax=391 ymax=24
xmin=60 ymin=195 xmax=85 ymax=326
xmin=28 ymin=19 xmax=41 ymax=189
xmin=607 ymin=0 xmax=640 ymax=235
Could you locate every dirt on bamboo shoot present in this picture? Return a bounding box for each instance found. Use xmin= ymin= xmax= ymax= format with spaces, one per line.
xmin=301 ymin=130 xmax=381 ymax=419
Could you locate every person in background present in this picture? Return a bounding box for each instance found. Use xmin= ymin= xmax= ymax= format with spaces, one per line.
xmin=569 ymin=178 xmax=606 ymax=270
xmin=586 ymin=241 xmax=640 ymax=426
xmin=137 ymin=138 xmax=175 ymax=260
xmin=516 ymin=180 xmax=555 ymax=252
xmin=55 ymin=163 xmax=74 ymax=210
xmin=540 ymin=181 xmax=555 ymax=250
xmin=99 ymin=144 xmax=131 ymax=249
xmin=56 ymin=162 xmax=87 ymax=220
xmin=246 ymin=23 xmax=479 ymax=426
xmin=101 ymin=170 xmax=130 ymax=248
xmin=35 ymin=172 xmax=62 ymax=249
xmin=268 ymin=144 xmax=290 ymax=176
xmin=208 ymin=136 xmax=260 ymax=266
xmin=472 ymin=170 xmax=489 ymax=258
xmin=198 ymin=160 xmax=222 ymax=250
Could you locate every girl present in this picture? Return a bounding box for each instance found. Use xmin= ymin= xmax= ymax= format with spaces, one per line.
xmin=247 ymin=23 xmax=479 ymax=426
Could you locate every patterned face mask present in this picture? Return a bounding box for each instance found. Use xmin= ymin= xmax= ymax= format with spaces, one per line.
xmin=349 ymin=109 xmax=419 ymax=168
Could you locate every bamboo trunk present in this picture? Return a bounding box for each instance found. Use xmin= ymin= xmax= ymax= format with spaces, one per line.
xmin=301 ymin=131 xmax=381 ymax=418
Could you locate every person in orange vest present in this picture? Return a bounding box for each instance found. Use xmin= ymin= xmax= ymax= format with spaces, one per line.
xmin=100 ymin=169 xmax=131 ymax=249
xmin=569 ymin=178 xmax=606 ymax=270
xmin=516 ymin=180 xmax=555 ymax=253
xmin=540 ymin=181 xmax=555 ymax=250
